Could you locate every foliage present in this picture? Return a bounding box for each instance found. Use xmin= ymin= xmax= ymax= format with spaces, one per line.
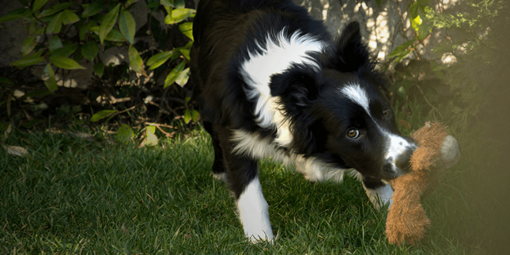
xmin=385 ymin=0 xmax=435 ymax=68
xmin=427 ymin=0 xmax=505 ymax=125
xmin=384 ymin=0 xmax=505 ymax=127
xmin=383 ymin=1 xmax=509 ymax=253
xmin=0 ymin=0 xmax=198 ymax=136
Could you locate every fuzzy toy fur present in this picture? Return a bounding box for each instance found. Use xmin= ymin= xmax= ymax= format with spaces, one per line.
xmin=386 ymin=122 xmax=460 ymax=245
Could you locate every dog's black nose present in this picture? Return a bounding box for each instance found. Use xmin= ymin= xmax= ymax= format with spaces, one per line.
xmin=395 ymin=149 xmax=413 ymax=172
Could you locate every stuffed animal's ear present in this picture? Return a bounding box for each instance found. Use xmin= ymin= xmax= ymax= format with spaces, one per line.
xmin=331 ymin=21 xmax=371 ymax=72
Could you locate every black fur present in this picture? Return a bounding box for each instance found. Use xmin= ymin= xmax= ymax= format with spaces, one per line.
xmin=190 ymin=0 xmax=415 ymax=225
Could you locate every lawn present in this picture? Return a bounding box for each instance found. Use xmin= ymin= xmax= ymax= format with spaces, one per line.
xmin=0 ymin=123 xmax=473 ymax=254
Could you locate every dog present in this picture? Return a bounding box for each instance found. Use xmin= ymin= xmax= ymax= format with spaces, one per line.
xmin=190 ymin=0 xmax=417 ymax=242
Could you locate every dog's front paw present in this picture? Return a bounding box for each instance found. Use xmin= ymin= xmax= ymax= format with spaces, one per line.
xmin=213 ymin=172 xmax=229 ymax=183
xmin=365 ymin=184 xmax=394 ymax=211
xmin=245 ymin=229 xmax=274 ymax=244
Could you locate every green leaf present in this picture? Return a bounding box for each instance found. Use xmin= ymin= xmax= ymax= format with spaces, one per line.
xmin=160 ymin=0 xmax=174 ymax=7
xmin=143 ymin=125 xmax=158 ymax=146
xmin=49 ymin=56 xmax=85 ymax=70
xmin=175 ymin=67 xmax=189 ymax=87
xmin=32 ymin=0 xmax=48 ymax=12
xmin=99 ymin=3 xmax=120 ymax=44
xmin=375 ymin=0 xmax=382 ymax=6
xmin=105 ymin=29 xmax=125 ymax=42
xmin=25 ymin=89 xmax=52 ymax=97
xmin=46 ymin=12 xmax=63 ymax=34
xmin=42 ymin=64 xmax=58 ymax=93
xmin=411 ymin=14 xmax=422 ymax=31
xmin=128 ymin=45 xmax=145 ymax=74
xmin=174 ymin=0 xmax=185 ymax=8
xmin=50 ymin=44 xmax=78 ymax=57
xmin=73 ymin=48 xmax=83 ymax=62
xmin=119 ymin=10 xmax=136 ymax=44
xmin=49 ymin=36 xmax=63 ymax=52
xmin=11 ymin=51 xmax=45 ymax=68
xmin=21 ymin=37 xmax=36 ymax=56
xmin=179 ymin=48 xmax=190 ymax=61
xmin=61 ymin=10 xmax=80 ymax=25
xmin=125 ymin=0 xmax=138 ymax=8
xmin=388 ymin=40 xmax=415 ymax=59
xmin=184 ymin=109 xmax=191 ymax=124
xmin=191 ymin=109 xmax=200 ymax=122
xmin=81 ymin=41 xmax=99 ymax=61
xmin=79 ymin=21 xmax=96 ymax=41
xmin=94 ymin=62 xmax=105 ymax=78
xmin=82 ymin=1 xmax=105 ymax=18
xmin=409 ymin=1 xmax=434 ymax=41
xmin=395 ymin=49 xmax=412 ymax=63
xmin=116 ymin=124 xmax=135 ymax=144
xmin=164 ymin=61 xmax=185 ymax=88
xmin=28 ymin=22 xmax=37 ymax=34
xmin=410 ymin=1 xmax=419 ymax=20
xmin=165 ymin=8 xmax=195 ymax=24
xmin=0 ymin=8 xmax=30 ymax=24
xmin=90 ymin=110 xmax=117 ymax=122
xmin=30 ymin=25 xmax=45 ymax=36
xmin=178 ymin=22 xmax=193 ymax=41
xmin=146 ymin=0 xmax=159 ymax=9
xmin=146 ymin=50 xmax=176 ymax=70
xmin=397 ymin=84 xmax=406 ymax=98
xmin=39 ymin=2 xmax=76 ymax=18
xmin=0 ymin=77 xmax=14 ymax=85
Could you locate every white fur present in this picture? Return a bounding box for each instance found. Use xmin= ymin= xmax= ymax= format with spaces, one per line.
xmin=362 ymin=182 xmax=394 ymax=210
xmin=213 ymin=172 xmax=228 ymax=183
xmin=340 ymin=84 xmax=370 ymax=113
xmin=237 ymin=177 xmax=274 ymax=242
xmin=271 ymin=98 xmax=294 ymax=148
xmin=231 ymin=129 xmax=348 ymax=183
xmin=231 ymin=130 xmax=284 ymax=161
xmin=384 ymin=134 xmax=416 ymax=165
xmin=293 ymin=155 xmax=347 ymax=183
xmin=240 ymin=28 xmax=325 ymax=129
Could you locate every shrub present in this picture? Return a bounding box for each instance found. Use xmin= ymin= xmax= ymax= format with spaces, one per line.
xmin=0 ymin=0 xmax=198 ymax=138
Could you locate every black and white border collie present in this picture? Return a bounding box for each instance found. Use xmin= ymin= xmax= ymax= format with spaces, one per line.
xmin=190 ymin=0 xmax=417 ymax=242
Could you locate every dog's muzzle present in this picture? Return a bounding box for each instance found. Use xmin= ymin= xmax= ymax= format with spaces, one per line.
xmin=382 ymin=136 xmax=417 ymax=180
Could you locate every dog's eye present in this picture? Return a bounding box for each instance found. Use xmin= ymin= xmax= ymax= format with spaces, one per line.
xmin=346 ymin=129 xmax=360 ymax=139
xmin=383 ymin=108 xmax=391 ymax=118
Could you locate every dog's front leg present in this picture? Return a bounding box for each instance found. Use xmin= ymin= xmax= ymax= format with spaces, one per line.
xmin=362 ymin=177 xmax=393 ymax=210
xmin=236 ymin=175 xmax=273 ymax=242
xmin=219 ymin=131 xmax=274 ymax=243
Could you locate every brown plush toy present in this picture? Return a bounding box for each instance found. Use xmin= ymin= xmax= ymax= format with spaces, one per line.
xmin=386 ymin=122 xmax=461 ymax=245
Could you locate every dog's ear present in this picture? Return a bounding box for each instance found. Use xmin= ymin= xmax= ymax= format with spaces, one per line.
xmin=331 ymin=21 xmax=371 ymax=73
xmin=270 ymin=67 xmax=328 ymax=155
xmin=269 ymin=65 xmax=321 ymax=104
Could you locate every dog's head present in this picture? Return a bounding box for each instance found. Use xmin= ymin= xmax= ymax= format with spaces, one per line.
xmin=271 ymin=22 xmax=416 ymax=181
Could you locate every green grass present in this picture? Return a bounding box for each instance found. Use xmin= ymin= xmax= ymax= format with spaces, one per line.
xmin=0 ymin=125 xmax=472 ymax=254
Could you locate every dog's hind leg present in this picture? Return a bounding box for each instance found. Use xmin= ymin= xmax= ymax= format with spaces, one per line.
xmin=204 ymin=122 xmax=229 ymax=182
